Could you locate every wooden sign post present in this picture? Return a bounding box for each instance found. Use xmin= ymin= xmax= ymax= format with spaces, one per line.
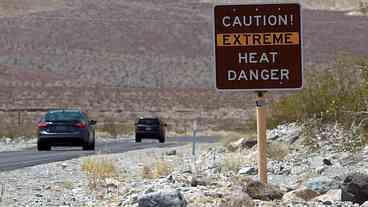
xmin=213 ymin=3 xmax=303 ymax=184
xmin=256 ymin=91 xmax=267 ymax=184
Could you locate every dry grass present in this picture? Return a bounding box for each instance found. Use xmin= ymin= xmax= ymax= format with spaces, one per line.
xmin=0 ymin=123 xmax=37 ymax=139
xmin=61 ymin=180 xmax=74 ymax=190
xmin=0 ymin=0 xmax=65 ymax=16
xmin=142 ymin=159 xmax=173 ymax=179
xmin=98 ymin=120 xmax=135 ymax=138
xmin=221 ymin=150 xmax=258 ymax=173
xmin=81 ymin=157 xmax=120 ymax=190
xmin=142 ymin=165 xmax=154 ymax=179
xmin=222 ymin=152 xmax=243 ymax=173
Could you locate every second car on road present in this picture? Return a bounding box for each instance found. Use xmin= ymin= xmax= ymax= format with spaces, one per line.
xmin=135 ymin=117 xmax=166 ymax=143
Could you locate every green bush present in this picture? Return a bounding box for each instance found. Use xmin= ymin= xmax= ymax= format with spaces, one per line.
xmin=269 ymin=55 xmax=368 ymax=128
xmin=269 ymin=55 xmax=368 ymax=152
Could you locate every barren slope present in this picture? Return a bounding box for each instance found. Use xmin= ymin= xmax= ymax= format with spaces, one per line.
xmin=0 ymin=0 xmax=366 ymax=127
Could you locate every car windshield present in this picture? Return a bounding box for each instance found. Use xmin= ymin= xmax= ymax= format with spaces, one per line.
xmin=138 ymin=119 xmax=159 ymax=125
xmin=45 ymin=111 xmax=83 ymax=122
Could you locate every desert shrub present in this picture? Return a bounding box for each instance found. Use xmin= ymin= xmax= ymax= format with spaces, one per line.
xmin=142 ymin=165 xmax=154 ymax=179
xmin=301 ymin=119 xmax=321 ymax=152
xmin=81 ymin=157 xmax=119 ymax=190
xmin=337 ymin=122 xmax=368 ymax=153
xmin=222 ymin=153 xmax=242 ymax=172
xmin=0 ymin=124 xmax=37 ymax=139
xmin=141 ymin=158 xmax=173 ymax=179
xmin=359 ymin=1 xmax=368 ymax=14
xmin=269 ymin=55 xmax=368 ymax=152
xmin=62 ymin=180 xmax=74 ymax=190
xmin=270 ymin=55 xmax=368 ymax=129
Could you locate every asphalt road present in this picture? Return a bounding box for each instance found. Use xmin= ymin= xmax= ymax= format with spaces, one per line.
xmin=0 ymin=136 xmax=219 ymax=172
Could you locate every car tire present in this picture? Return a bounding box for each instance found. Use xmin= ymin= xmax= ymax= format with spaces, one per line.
xmin=83 ymin=141 xmax=95 ymax=151
xmin=135 ymin=136 xmax=142 ymax=143
xmin=83 ymin=133 xmax=95 ymax=151
xmin=83 ymin=139 xmax=95 ymax=151
xmin=159 ymin=136 xmax=165 ymax=143
xmin=37 ymin=142 xmax=51 ymax=151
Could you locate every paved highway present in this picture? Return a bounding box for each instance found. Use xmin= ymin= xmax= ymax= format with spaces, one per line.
xmin=0 ymin=136 xmax=219 ymax=172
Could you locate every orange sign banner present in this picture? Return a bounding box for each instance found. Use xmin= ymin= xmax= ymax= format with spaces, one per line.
xmin=216 ymin=32 xmax=299 ymax=47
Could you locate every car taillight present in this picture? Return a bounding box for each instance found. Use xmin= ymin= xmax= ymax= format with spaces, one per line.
xmin=74 ymin=122 xmax=86 ymax=128
xmin=38 ymin=122 xmax=48 ymax=129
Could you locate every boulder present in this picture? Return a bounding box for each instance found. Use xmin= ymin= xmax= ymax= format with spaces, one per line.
xmin=165 ymin=150 xmax=177 ymax=156
xmin=138 ymin=190 xmax=187 ymax=207
xmin=191 ymin=176 xmax=210 ymax=187
xmin=361 ymin=201 xmax=368 ymax=207
xmin=341 ymin=173 xmax=368 ymax=205
xmin=227 ymin=138 xmax=257 ymax=152
xmin=238 ymin=166 xmax=258 ymax=176
xmin=322 ymin=159 xmax=333 ymax=166
xmin=243 ymin=140 xmax=258 ymax=149
xmin=313 ymin=189 xmax=341 ymax=202
xmin=221 ymin=188 xmax=254 ymax=206
xmin=243 ymin=180 xmax=284 ymax=201
xmin=304 ymin=176 xmax=340 ymax=193
xmin=282 ymin=188 xmax=320 ymax=202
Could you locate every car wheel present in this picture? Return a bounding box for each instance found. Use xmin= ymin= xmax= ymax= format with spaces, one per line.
xmin=83 ymin=141 xmax=95 ymax=151
xmin=135 ymin=136 xmax=142 ymax=143
xmin=37 ymin=142 xmax=51 ymax=151
xmin=83 ymin=134 xmax=95 ymax=151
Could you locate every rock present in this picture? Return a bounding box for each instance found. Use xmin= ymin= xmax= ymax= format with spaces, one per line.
xmin=287 ymin=135 xmax=300 ymax=145
xmin=361 ymin=201 xmax=368 ymax=207
xmin=282 ymin=188 xmax=320 ymax=202
xmin=227 ymin=138 xmax=257 ymax=152
xmin=221 ymin=188 xmax=254 ymax=206
xmin=217 ymin=147 xmax=226 ymax=153
xmin=322 ymin=200 xmax=333 ymax=205
xmin=144 ymin=187 xmax=155 ymax=194
xmin=243 ymin=140 xmax=258 ymax=149
xmin=238 ymin=166 xmax=258 ymax=176
xmin=138 ymin=190 xmax=187 ymax=207
xmin=227 ymin=138 xmax=245 ymax=152
xmin=61 ymin=163 xmax=68 ymax=169
xmin=267 ymin=123 xmax=302 ymax=144
xmin=4 ymin=138 xmax=11 ymax=144
xmin=341 ymin=173 xmax=368 ymax=204
xmin=105 ymin=178 xmax=120 ymax=193
xmin=35 ymin=193 xmax=43 ymax=197
xmin=313 ymin=189 xmax=341 ymax=202
xmin=304 ymin=176 xmax=340 ymax=194
xmin=165 ymin=150 xmax=177 ymax=156
xmin=316 ymin=166 xmax=326 ymax=175
xmin=191 ymin=176 xmax=209 ymax=187
xmin=243 ymin=180 xmax=284 ymax=201
xmin=323 ymin=159 xmax=333 ymax=166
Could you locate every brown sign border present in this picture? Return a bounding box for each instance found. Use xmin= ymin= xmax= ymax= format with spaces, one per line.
xmin=212 ymin=3 xmax=304 ymax=91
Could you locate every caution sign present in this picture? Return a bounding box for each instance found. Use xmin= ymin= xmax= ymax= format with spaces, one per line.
xmin=213 ymin=4 xmax=303 ymax=90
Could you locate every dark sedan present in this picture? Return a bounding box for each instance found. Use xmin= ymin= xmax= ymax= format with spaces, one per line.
xmin=37 ymin=110 xmax=96 ymax=151
xmin=135 ymin=117 xmax=166 ymax=143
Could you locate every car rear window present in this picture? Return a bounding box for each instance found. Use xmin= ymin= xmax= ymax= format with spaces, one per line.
xmin=138 ymin=119 xmax=160 ymax=125
xmin=45 ymin=111 xmax=83 ymax=122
